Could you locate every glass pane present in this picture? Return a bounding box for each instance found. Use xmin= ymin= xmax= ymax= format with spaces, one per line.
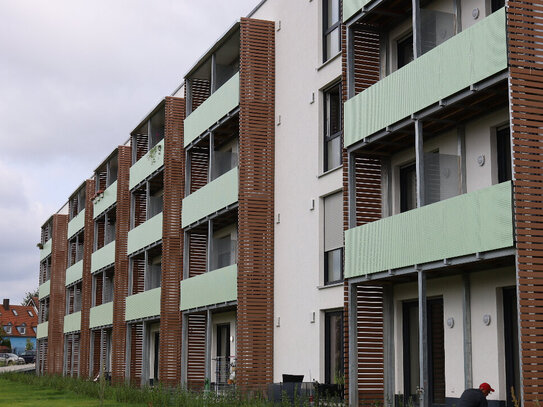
xmin=326 ymin=248 xmax=342 ymax=283
xmin=420 ymin=8 xmax=456 ymax=55
xmin=326 ymin=137 xmax=341 ymax=171
xmin=325 ymin=28 xmax=340 ymax=60
xmin=327 ymin=0 xmax=340 ymax=27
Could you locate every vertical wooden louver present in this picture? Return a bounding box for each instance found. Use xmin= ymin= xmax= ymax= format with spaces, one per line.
xmin=507 ymin=2 xmax=543 ymax=405
xmin=111 ymin=145 xmax=131 ymax=384
xmin=341 ymin=14 xmax=383 ymax=405
xmin=38 ymin=339 xmax=48 ymax=374
xmin=47 ymin=214 xmax=68 ymax=374
xmin=191 ymin=79 xmax=211 ymax=112
xmin=237 ymin=17 xmax=275 ymax=391
xmin=189 ymin=146 xmax=209 ymax=194
xmin=92 ymin=330 xmax=102 ymax=377
xmin=79 ymin=179 xmax=95 ymax=377
xmin=186 ymin=313 xmax=207 ymax=389
xmin=129 ymin=322 xmax=144 ymax=385
xmin=159 ymin=96 xmax=185 ymax=386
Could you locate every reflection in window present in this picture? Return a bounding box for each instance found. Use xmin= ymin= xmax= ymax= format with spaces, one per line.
xmin=324 ymin=83 xmax=342 ymax=172
xmin=323 ymin=0 xmax=341 ymax=62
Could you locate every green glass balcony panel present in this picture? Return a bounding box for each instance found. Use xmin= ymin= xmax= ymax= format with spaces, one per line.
xmin=91 ymin=241 xmax=116 ymax=273
xmin=67 ymin=209 xmax=85 ymax=239
xmin=38 ymin=280 xmax=50 ymax=300
xmin=343 ymin=0 xmax=372 ymax=22
xmin=180 ymin=264 xmax=237 ymax=311
xmin=63 ymin=311 xmax=81 ymax=334
xmin=125 ymin=288 xmax=161 ymax=322
xmin=36 ymin=322 xmax=48 ymax=339
xmin=39 ymin=238 xmax=52 ymax=262
xmin=129 ymin=139 xmax=164 ymax=190
xmin=127 ymin=213 xmax=163 ymax=256
xmin=93 ymin=181 xmax=117 ymax=219
xmin=181 ymin=167 xmax=238 ymax=228
xmin=344 ymin=8 xmax=507 ymax=148
xmin=184 ymin=72 xmax=240 ymax=147
xmin=65 ymin=260 xmax=83 ymax=287
xmin=89 ymin=302 xmax=113 ymax=329
xmin=345 ymin=181 xmax=513 ymax=278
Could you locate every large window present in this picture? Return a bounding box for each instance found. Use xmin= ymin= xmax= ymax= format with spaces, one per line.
xmin=324 ymin=192 xmax=343 ymax=284
xmin=397 ymin=34 xmax=414 ymax=69
xmin=323 ymin=0 xmax=341 ymax=62
xmin=325 ymin=311 xmax=344 ymax=384
xmin=497 ymin=125 xmax=512 ymax=183
xmin=324 ymin=82 xmax=342 ymax=172
xmin=400 ymin=162 xmax=417 ymax=213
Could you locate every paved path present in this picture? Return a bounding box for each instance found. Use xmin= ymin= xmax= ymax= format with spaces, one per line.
xmin=0 ymin=363 xmax=35 ymax=374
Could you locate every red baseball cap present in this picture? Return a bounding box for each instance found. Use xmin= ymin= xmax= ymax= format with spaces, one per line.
xmin=479 ymin=383 xmax=495 ymax=393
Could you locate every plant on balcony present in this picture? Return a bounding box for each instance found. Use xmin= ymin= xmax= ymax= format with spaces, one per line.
xmin=147 ymin=144 xmax=162 ymax=165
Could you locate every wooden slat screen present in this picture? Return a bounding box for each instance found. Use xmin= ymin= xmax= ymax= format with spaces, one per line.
xmin=131 ymin=256 xmax=145 ymax=295
xmin=508 ymin=2 xmax=543 ymax=404
xmin=342 ymin=11 xmax=384 ymax=405
xmin=191 ymin=79 xmax=211 ymax=112
xmin=111 ymin=145 xmax=131 ymax=384
xmin=134 ymin=134 xmax=148 ymax=163
xmin=159 ymin=96 xmax=185 ymax=386
xmin=37 ymin=338 xmax=48 ymax=375
xmin=190 ymin=145 xmax=209 ymax=194
xmin=129 ymin=323 xmax=144 ymax=385
xmin=91 ymin=330 xmax=102 ymax=378
xmin=132 ymin=188 xmax=147 ymax=228
xmin=187 ymin=313 xmax=207 ymax=390
xmin=237 ymin=17 xmax=275 ymax=391
xmin=79 ymin=180 xmax=95 ymax=378
xmin=189 ymin=231 xmax=208 ymax=278
xmin=95 ymin=217 xmax=105 ymax=250
xmin=47 ymin=214 xmax=68 ymax=374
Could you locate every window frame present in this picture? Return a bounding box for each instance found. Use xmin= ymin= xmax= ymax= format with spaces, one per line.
xmin=323 ymin=0 xmax=341 ymax=63
xmin=324 ymin=310 xmax=344 ymax=384
xmin=323 ymin=81 xmax=343 ymax=173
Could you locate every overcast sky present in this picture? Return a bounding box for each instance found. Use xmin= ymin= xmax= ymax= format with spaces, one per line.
xmin=0 ymin=0 xmax=259 ymax=304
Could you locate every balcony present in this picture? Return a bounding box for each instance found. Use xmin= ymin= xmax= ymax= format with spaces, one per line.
xmin=344 ymin=8 xmax=507 ymax=149
xmin=182 ymin=167 xmax=238 ymax=228
xmin=65 ymin=260 xmax=83 ymax=287
xmin=180 ymin=264 xmax=237 ymax=311
xmin=184 ymin=72 xmax=240 ymax=147
xmin=89 ymin=302 xmax=113 ymax=329
xmin=127 ymin=213 xmax=163 ymax=256
xmin=125 ymin=287 xmax=161 ymax=322
xmin=36 ymin=322 xmax=48 ymax=339
xmin=67 ymin=208 xmax=86 ymax=239
xmin=38 ymin=280 xmax=50 ymax=300
xmin=345 ymin=181 xmax=513 ymax=278
xmin=39 ymin=238 xmax=52 ymax=261
xmin=93 ymin=181 xmax=117 ymax=218
xmin=63 ymin=311 xmax=82 ymax=334
xmin=129 ymin=139 xmax=164 ymax=190
xmin=91 ymin=241 xmax=116 ymax=273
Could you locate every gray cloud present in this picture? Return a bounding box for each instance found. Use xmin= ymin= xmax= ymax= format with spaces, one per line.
xmin=0 ymin=0 xmax=259 ymax=304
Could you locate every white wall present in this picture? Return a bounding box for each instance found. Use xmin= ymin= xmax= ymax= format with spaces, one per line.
xmin=252 ymin=0 xmax=343 ymax=383
xmin=392 ymin=266 xmax=515 ymax=400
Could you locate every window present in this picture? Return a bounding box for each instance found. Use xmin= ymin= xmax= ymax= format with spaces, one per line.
xmin=27 ymin=311 xmax=33 ymax=317
xmin=324 ymin=192 xmax=343 ymax=284
xmin=400 ymin=163 xmax=417 ymax=213
xmin=497 ymin=126 xmax=512 ymax=183
xmin=4 ymin=324 xmax=11 ymax=334
xmin=325 ymin=311 xmax=344 ymax=384
xmin=11 ymin=309 xmax=18 ymax=316
xmin=323 ymin=0 xmax=341 ymax=62
xmin=17 ymin=325 xmax=25 ymax=335
xmin=324 ymin=82 xmax=342 ymax=172
xmin=397 ymin=34 xmax=414 ymax=69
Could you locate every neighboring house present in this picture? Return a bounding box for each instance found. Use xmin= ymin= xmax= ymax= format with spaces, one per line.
xmin=0 ymin=299 xmax=37 ymax=354
xmin=35 ymin=0 xmax=543 ymax=406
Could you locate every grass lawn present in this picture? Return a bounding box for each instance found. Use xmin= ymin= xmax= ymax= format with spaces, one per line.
xmin=0 ymin=377 xmax=146 ymax=407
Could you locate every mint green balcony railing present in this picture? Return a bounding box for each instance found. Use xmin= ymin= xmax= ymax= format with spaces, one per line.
xmin=91 ymin=241 xmax=116 ymax=273
xmin=343 ymin=0 xmax=372 ymax=22
xmin=39 ymin=238 xmax=52 ymax=262
xmin=127 ymin=213 xmax=163 ymax=256
xmin=38 ymin=280 xmax=50 ymax=300
xmin=67 ymin=209 xmax=85 ymax=239
xmin=344 ymin=8 xmax=507 ymax=148
xmin=89 ymin=302 xmax=113 ymax=329
xmin=129 ymin=139 xmax=164 ymax=190
xmin=345 ymin=181 xmax=513 ymax=278
xmin=184 ymin=73 xmax=240 ymax=147
xmin=65 ymin=260 xmax=83 ymax=287
xmin=182 ymin=167 xmax=238 ymax=228
xmin=93 ymin=181 xmax=117 ymax=219
xmin=125 ymin=287 xmax=161 ymax=322
xmin=63 ymin=311 xmax=81 ymax=334
xmin=36 ymin=322 xmax=48 ymax=339
xmin=180 ymin=264 xmax=237 ymax=311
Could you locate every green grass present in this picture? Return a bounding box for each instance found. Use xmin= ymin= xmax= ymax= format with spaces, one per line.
xmin=0 ymin=377 xmax=145 ymax=406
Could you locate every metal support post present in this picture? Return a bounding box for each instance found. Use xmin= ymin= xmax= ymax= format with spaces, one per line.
xmin=349 ymin=282 xmax=359 ymax=406
xmin=180 ymin=313 xmax=188 ymax=386
xmin=462 ymin=273 xmax=473 ymax=389
xmin=457 ymin=126 xmax=467 ymax=194
xmin=205 ymin=310 xmax=212 ymax=382
xmin=412 ymin=0 xmax=422 ymax=58
xmin=418 ymin=270 xmax=429 ymax=407
xmin=415 ymin=120 xmax=425 ymax=207
xmin=348 ymin=151 xmax=356 ymax=228
xmin=383 ymin=285 xmax=395 ymax=404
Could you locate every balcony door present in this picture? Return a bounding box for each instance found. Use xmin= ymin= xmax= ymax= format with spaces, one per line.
xmin=503 ymin=287 xmax=520 ymax=406
xmin=216 ymin=323 xmax=230 ymax=384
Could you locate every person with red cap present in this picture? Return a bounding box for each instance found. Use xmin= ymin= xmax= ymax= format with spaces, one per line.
xmin=459 ymin=383 xmax=495 ymax=407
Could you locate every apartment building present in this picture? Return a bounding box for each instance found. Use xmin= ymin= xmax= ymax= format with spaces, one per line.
xmin=36 ymin=0 xmax=542 ymax=405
